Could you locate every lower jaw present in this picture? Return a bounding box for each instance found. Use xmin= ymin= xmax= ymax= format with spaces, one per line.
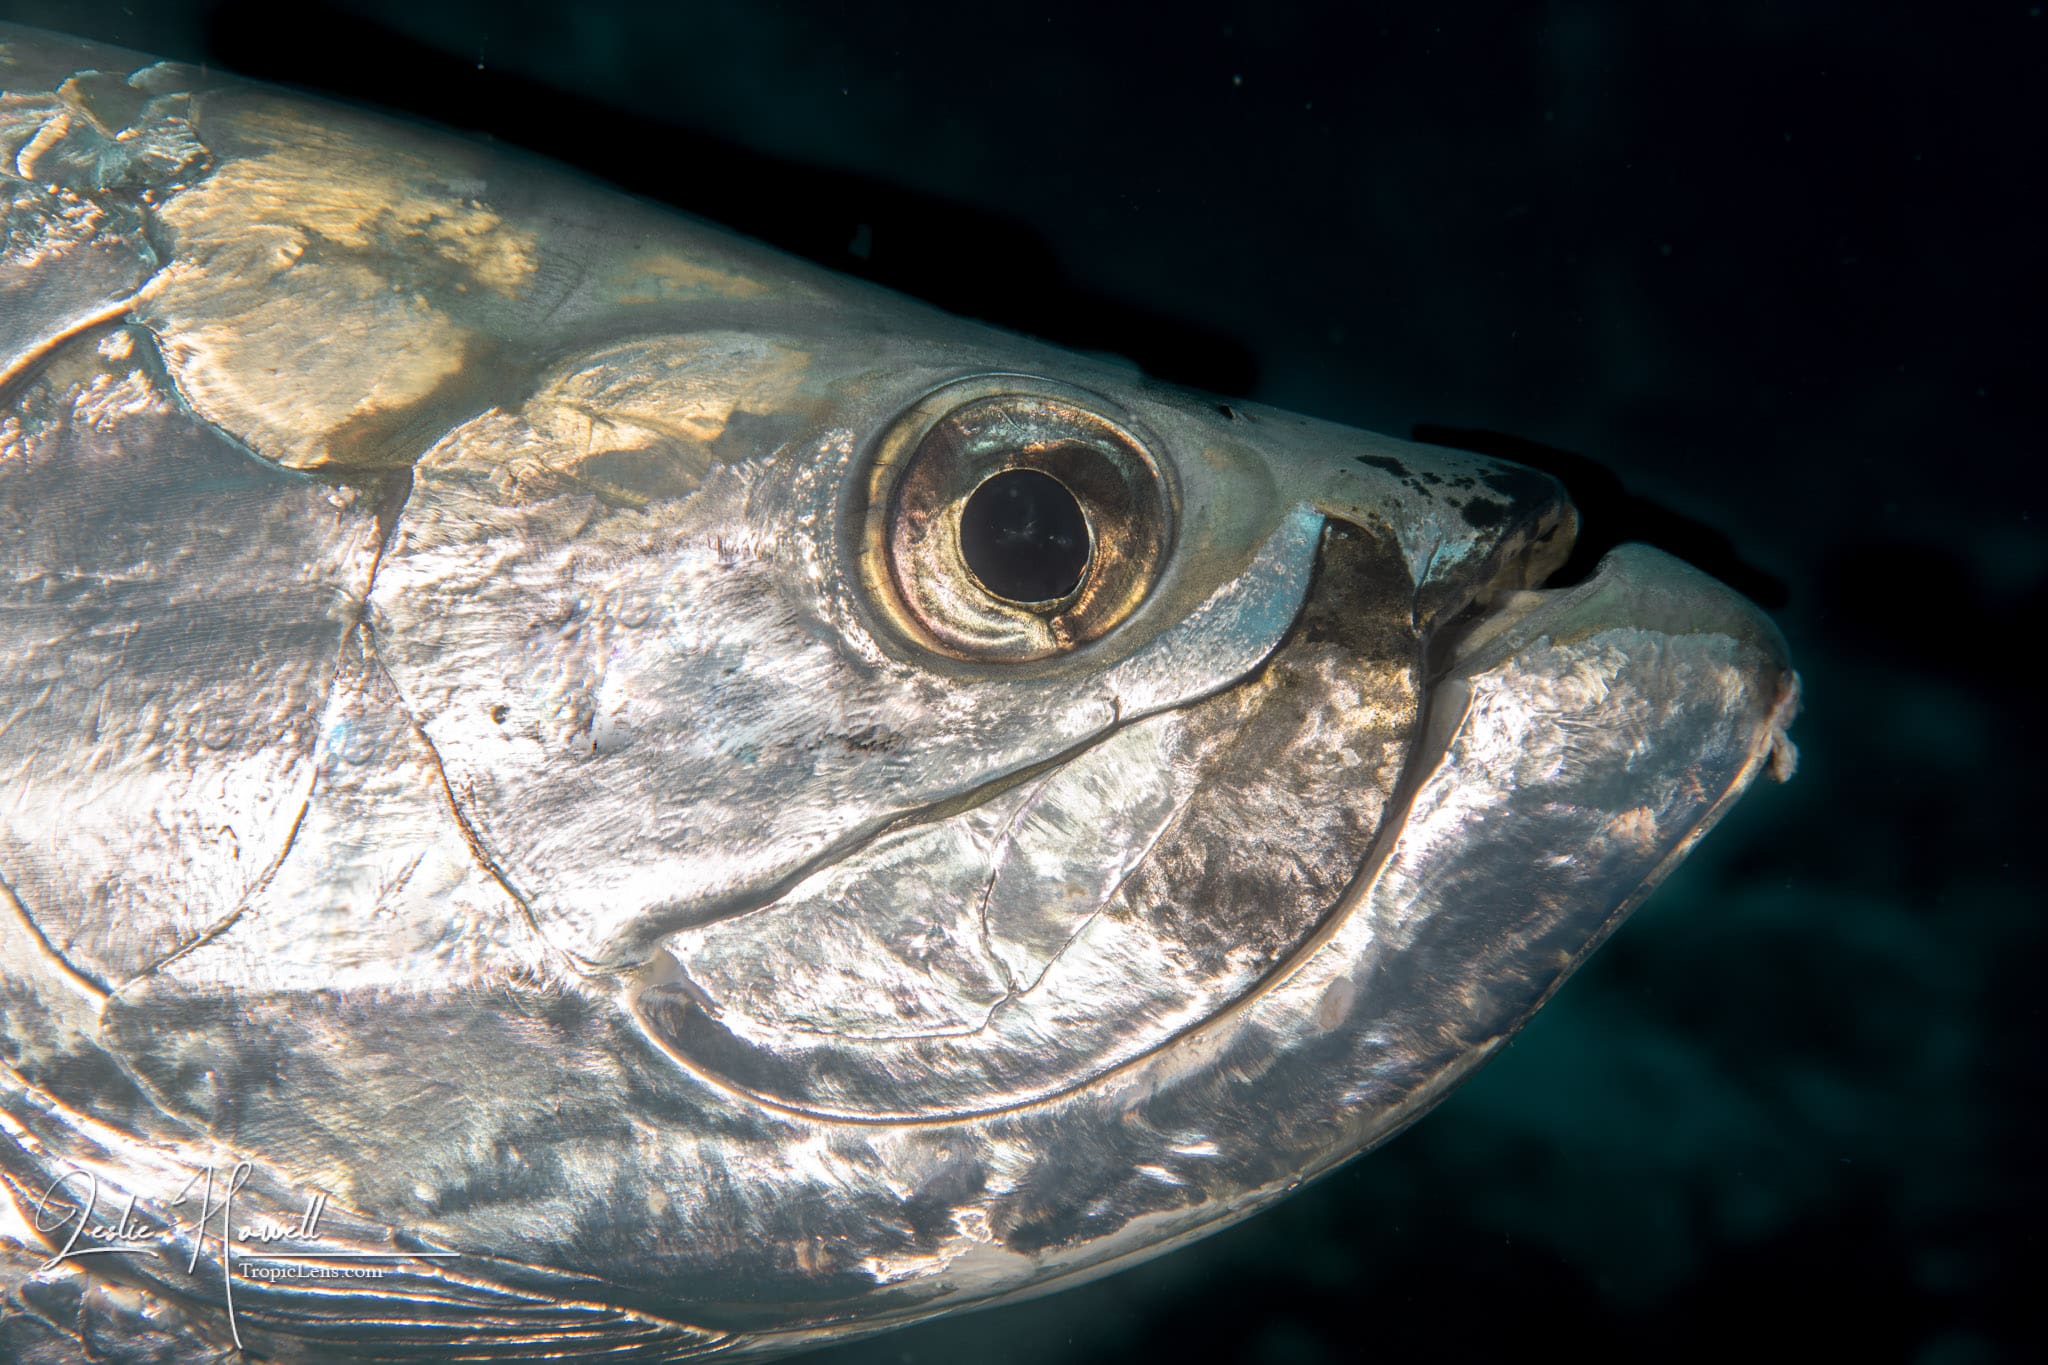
xmin=1297 ymin=540 xmax=1798 ymax=1128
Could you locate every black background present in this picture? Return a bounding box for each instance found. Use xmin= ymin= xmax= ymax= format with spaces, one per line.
xmin=4 ymin=2 xmax=2040 ymax=1360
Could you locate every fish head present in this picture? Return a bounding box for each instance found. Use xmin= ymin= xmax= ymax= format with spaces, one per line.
xmin=134 ymin=319 xmax=1793 ymax=1340
xmin=0 ymin=27 xmax=1800 ymax=1354
xmin=358 ymin=312 xmax=1792 ymax=1184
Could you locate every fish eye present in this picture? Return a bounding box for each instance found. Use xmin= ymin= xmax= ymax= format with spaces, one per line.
xmin=958 ymin=468 xmax=1091 ymax=604
xmin=863 ymin=385 xmax=1172 ymax=662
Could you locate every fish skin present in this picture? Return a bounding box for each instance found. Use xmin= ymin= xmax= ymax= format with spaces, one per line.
xmin=0 ymin=24 xmax=1797 ymax=1363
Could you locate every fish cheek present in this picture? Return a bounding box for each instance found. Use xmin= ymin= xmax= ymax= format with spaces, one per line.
xmin=368 ymin=351 xmax=1134 ymax=968
xmin=1096 ymin=523 xmax=1422 ymax=987
xmin=635 ymin=522 xmax=1424 ymax=1120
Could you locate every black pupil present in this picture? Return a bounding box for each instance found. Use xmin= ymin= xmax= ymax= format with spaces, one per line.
xmin=959 ymin=468 xmax=1091 ymax=604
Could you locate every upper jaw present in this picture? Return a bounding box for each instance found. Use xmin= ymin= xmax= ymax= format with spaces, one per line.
xmin=1261 ymin=418 xmax=1795 ymax=819
xmin=1204 ymin=428 xmax=1799 ymax=1165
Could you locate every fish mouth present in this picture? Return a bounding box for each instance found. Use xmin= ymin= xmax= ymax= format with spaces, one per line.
xmin=1134 ymin=537 xmax=1802 ymax=1208
xmin=1313 ymin=535 xmax=1799 ymax=1054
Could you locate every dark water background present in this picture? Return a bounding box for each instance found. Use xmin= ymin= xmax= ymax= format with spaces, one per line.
xmin=5 ymin=2 xmax=2039 ymax=1360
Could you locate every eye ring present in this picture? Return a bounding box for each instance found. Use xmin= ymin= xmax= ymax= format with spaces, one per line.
xmin=861 ymin=381 xmax=1174 ymax=663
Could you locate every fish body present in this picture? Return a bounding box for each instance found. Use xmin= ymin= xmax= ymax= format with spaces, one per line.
xmin=0 ymin=25 xmax=1797 ymax=1363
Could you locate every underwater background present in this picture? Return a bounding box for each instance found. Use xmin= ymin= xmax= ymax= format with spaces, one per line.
xmin=2 ymin=2 xmax=2037 ymax=1360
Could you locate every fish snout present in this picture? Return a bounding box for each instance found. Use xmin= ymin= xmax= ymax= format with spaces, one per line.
xmin=1232 ymin=412 xmax=1581 ymax=634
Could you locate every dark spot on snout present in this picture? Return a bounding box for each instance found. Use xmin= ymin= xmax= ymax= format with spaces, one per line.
xmin=1413 ymin=424 xmax=1791 ymax=607
xmin=1480 ymin=462 xmax=1564 ymax=510
xmin=1460 ymin=497 xmax=1509 ymax=529
xmin=1353 ymin=454 xmax=1410 ymax=477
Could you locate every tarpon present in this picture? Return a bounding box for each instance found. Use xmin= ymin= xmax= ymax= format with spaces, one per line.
xmin=0 ymin=25 xmax=1798 ymax=1362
